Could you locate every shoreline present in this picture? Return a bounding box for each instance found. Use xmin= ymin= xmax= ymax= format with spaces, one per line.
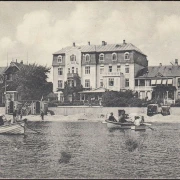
xmin=11 ymin=113 xmax=180 ymax=124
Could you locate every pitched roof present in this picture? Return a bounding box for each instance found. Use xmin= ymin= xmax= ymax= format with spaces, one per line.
xmin=136 ymin=65 xmax=180 ymax=78
xmin=53 ymin=43 xmax=146 ymax=56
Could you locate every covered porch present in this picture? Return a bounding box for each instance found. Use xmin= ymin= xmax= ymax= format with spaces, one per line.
xmin=79 ymin=87 xmax=108 ymax=106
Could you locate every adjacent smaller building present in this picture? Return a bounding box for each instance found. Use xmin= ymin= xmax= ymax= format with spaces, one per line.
xmin=135 ymin=59 xmax=180 ymax=103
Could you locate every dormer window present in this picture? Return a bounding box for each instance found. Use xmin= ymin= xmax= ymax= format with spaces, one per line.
xmin=99 ymin=53 xmax=104 ymax=61
xmin=57 ymin=55 xmax=62 ymax=63
xmin=112 ymin=53 xmax=117 ymax=61
xmin=85 ymin=54 xmax=90 ymax=62
xmin=124 ymin=52 xmax=130 ymax=60
xmin=70 ymin=54 xmax=76 ymax=63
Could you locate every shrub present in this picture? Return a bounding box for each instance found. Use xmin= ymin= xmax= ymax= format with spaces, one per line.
xmin=102 ymin=91 xmax=144 ymax=107
xmin=48 ymin=100 xmax=59 ymax=107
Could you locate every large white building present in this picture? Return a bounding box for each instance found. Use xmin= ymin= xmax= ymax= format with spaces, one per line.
xmin=52 ymin=40 xmax=148 ymax=102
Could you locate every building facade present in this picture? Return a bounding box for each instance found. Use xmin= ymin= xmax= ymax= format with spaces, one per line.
xmin=52 ymin=40 xmax=148 ymax=101
xmin=135 ymin=60 xmax=180 ymax=103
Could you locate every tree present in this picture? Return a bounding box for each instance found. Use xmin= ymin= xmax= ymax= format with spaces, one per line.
xmin=102 ymin=90 xmax=143 ymax=107
xmin=9 ymin=63 xmax=52 ymax=100
xmin=63 ymin=75 xmax=83 ymax=103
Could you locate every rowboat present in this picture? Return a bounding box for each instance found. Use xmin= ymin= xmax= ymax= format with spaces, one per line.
xmin=105 ymin=120 xmax=134 ymax=129
xmin=0 ymin=119 xmax=27 ymax=135
xmin=106 ymin=120 xmax=147 ymax=131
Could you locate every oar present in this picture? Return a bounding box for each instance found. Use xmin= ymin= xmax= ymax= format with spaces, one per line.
xmin=147 ymin=126 xmax=155 ymax=131
xmin=143 ymin=123 xmax=152 ymax=126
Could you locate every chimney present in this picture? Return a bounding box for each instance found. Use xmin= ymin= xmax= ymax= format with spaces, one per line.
xmin=16 ymin=59 xmax=17 ymax=63
xmin=123 ymin=40 xmax=126 ymax=44
xmin=73 ymin=42 xmax=75 ymax=47
xmin=159 ymin=63 xmax=162 ymax=66
xmin=20 ymin=60 xmax=23 ymax=64
xmin=102 ymin=41 xmax=106 ymax=46
xmin=175 ymin=59 xmax=178 ymax=65
xmin=88 ymin=41 xmax=90 ymax=45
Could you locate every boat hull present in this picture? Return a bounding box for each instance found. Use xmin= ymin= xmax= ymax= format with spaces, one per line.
xmin=106 ymin=120 xmax=134 ymax=129
xmin=131 ymin=125 xmax=146 ymax=131
xmin=0 ymin=122 xmax=25 ymax=135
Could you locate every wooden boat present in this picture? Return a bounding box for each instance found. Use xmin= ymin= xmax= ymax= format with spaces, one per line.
xmin=0 ymin=119 xmax=27 ymax=135
xmin=105 ymin=120 xmax=134 ymax=129
xmin=131 ymin=124 xmax=146 ymax=131
xmin=106 ymin=120 xmax=148 ymax=131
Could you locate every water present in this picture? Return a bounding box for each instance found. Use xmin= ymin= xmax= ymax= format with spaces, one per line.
xmin=0 ymin=121 xmax=180 ymax=179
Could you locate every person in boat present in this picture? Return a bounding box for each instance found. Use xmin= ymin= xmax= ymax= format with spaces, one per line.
xmin=134 ymin=116 xmax=144 ymax=126
xmin=118 ymin=110 xmax=127 ymax=123
xmin=0 ymin=114 xmax=5 ymax=126
xmin=108 ymin=112 xmax=117 ymax=122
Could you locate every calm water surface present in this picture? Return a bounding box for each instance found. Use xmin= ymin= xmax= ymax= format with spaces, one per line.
xmin=0 ymin=121 xmax=180 ymax=179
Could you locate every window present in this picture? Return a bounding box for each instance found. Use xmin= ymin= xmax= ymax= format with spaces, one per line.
xmin=71 ymin=67 xmax=74 ymax=73
xmin=146 ymin=80 xmax=151 ymax=86
xmin=100 ymin=79 xmax=103 ymax=87
xmin=109 ymin=66 xmax=112 ymax=72
xmin=178 ymin=78 xmax=180 ymax=88
xmin=68 ymin=68 xmax=70 ymax=73
xmin=112 ymin=53 xmax=117 ymax=61
xmin=117 ymin=65 xmax=121 ymax=72
xmin=125 ymin=65 xmax=129 ymax=73
xmin=109 ymin=78 xmax=114 ymax=86
xmin=124 ymin=52 xmax=130 ymax=60
xmin=135 ymin=80 xmax=138 ymax=86
xmin=57 ymin=55 xmax=62 ymax=63
xmin=85 ymin=54 xmax=90 ymax=62
xmin=85 ymin=79 xmax=90 ymax=88
xmin=58 ymin=80 xmax=63 ymax=88
xmin=139 ymin=79 xmax=145 ymax=86
xmin=99 ymin=53 xmax=104 ymax=61
xmin=70 ymin=54 xmax=76 ymax=63
xmin=76 ymin=68 xmax=78 ymax=74
xmin=68 ymin=80 xmax=74 ymax=87
xmin=7 ymin=74 xmax=12 ymax=81
xmin=85 ymin=66 xmax=90 ymax=74
xmin=100 ymin=67 xmax=104 ymax=74
xmin=125 ymin=79 xmax=129 ymax=87
xmin=58 ymin=68 xmax=63 ymax=75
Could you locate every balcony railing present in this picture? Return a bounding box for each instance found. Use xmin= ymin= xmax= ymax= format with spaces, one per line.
xmin=102 ymin=72 xmax=121 ymax=77
xmin=67 ymin=73 xmax=78 ymax=78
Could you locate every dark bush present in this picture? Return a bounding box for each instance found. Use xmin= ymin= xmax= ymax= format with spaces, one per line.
xmin=102 ymin=91 xmax=144 ymax=107
xmin=48 ymin=100 xmax=59 ymax=107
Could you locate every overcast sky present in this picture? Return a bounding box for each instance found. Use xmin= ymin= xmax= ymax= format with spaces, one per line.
xmin=1 ymin=1 xmax=180 ymax=81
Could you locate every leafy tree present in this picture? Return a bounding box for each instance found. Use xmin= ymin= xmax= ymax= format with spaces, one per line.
xmin=9 ymin=63 xmax=52 ymax=100
xmin=102 ymin=90 xmax=143 ymax=107
xmin=63 ymin=75 xmax=83 ymax=103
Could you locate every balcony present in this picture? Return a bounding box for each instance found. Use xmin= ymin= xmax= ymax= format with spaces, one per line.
xmin=102 ymin=72 xmax=121 ymax=77
xmin=67 ymin=73 xmax=78 ymax=79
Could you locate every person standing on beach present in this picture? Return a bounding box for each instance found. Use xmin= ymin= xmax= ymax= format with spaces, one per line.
xmin=13 ymin=109 xmax=17 ymax=123
xmin=40 ymin=110 xmax=44 ymax=120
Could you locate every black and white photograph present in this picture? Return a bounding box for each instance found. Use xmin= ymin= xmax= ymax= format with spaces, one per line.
xmin=0 ymin=1 xmax=180 ymax=179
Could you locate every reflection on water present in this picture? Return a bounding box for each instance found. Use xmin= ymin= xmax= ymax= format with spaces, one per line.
xmin=0 ymin=121 xmax=180 ymax=178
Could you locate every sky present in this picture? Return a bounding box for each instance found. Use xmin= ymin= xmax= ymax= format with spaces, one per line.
xmin=1 ymin=1 xmax=180 ymax=82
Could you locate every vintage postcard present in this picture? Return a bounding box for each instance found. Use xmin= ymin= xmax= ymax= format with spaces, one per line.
xmin=0 ymin=1 xmax=179 ymax=179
